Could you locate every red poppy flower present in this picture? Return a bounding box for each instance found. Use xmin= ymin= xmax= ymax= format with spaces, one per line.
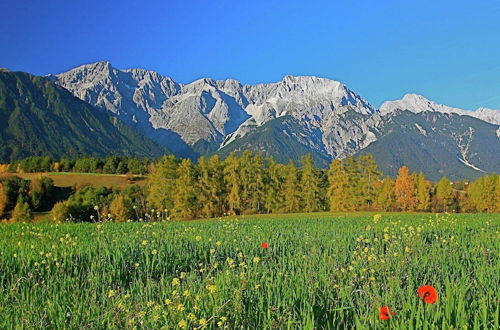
xmin=379 ymin=306 xmax=394 ymax=320
xmin=261 ymin=242 xmax=268 ymax=249
xmin=417 ymin=285 xmax=438 ymax=304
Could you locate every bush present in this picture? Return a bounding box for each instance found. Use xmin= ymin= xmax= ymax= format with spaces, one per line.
xmin=51 ymin=201 xmax=71 ymax=222
xmin=11 ymin=197 xmax=32 ymax=222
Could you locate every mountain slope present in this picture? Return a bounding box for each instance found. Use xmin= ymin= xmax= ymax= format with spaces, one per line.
xmin=356 ymin=111 xmax=500 ymax=180
xmin=0 ymin=71 xmax=169 ymax=162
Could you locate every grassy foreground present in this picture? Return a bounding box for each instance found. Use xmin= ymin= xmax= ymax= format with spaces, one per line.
xmin=0 ymin=213 xmax=499 ymax=329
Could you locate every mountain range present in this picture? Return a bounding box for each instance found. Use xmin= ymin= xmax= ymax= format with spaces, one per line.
xmin=0 ymin=61 xmax=498 ymax=180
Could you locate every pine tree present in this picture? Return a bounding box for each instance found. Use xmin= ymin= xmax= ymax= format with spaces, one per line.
xmin=435 ymin=176 xmax=454 ymax=212
xmin=358 ymin=154 xmax=381 ymax=210
xmin=327 ymin=159 xmax=350 ymax=212
xmin=377 ymin=177 xmax=396 ymax=211
xmin=223 ymin=153 xmax=241 ymax=215
xmin=148 ymin=155 xmax=178 ymax=212
xmin=416 ymin=172 xmax=431 ymax=212
xmin=282 ymin=161 xmax=300 ymax=213
xmin=300 ymin=154 xmax=320 ymax=212
xmin=172 ymin=159 xmax=198 ymax=220
xmin=394 ymin=166 xmax=417 ymax=211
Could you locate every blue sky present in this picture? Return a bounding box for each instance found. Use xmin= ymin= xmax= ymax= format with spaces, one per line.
xmin=1 ymin=0 xmax=500 ymax=109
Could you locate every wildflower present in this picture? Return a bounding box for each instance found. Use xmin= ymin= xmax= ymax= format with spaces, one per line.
xmin=172 ymin=277 xmax=180 ymax=286
xmin=164 ymin=299 xmax=172 ymax=305
xmin=134 ymin=263 xmax=139 ymax=268
xmin=183 ymin=290 xmax=190 ymax=297
xmin=187 ymin=313 xmax=196 ymax=321
xmin=216 ymin=241 xmax=222 ymax=246
xmin=261 ymin=242 xmax=268 ymax=249
xmin=176 ymin=303 xmax=185 ymax=311
xmin=253 ymin=257 xmax=260 ymax=264
xmin=418 ymin=285 xmax=438 ymax=304
xmin=178 ymin=319 xmax=187 ymax=329
xmin=108 ymin=290 xmax=115 ymax=298
xmin=151 ymin=249 xmax=158 ymax=255
xmin=379 ymin=306 xmax=394 ymax=320
xmin=207 ymin=284 xmax=217 ymax=293
xmin=199 ymin=318 xmax=208 ymax=327
xmin=195 ymin=235 xmax=202 ymax=241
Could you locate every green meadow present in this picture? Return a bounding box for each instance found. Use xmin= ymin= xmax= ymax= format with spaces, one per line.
xmin=1 ymin=213 xmax=499 ymax=329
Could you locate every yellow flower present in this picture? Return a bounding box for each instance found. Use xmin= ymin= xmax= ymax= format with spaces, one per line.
xmin=199 ymin=318 xmax=208 ymax=327
xmin=195 ymin=235 xmax=202 ymax=241
xmin=108 ymin=290 xmax=115 ymax=297
xmin=180 ymin=272 xmax=187 ymax=279
xmin=141 ymin=240 xmax=148 ymax=246
xmin=134 ymin=263 xmax=139 ymax=268
xmin=178 ymin=319 xmax=187 ymax=329
xmin=176 ymin=303 xmax=185 ymax=311
xmin=151 ymin=249 xmax=158 ymax=255
xmin=210 ymin=248 xmax=216 ymax=254
xmin=187 ymin=313 xmax=196 ymax=321
xmin=207 ymin=284 xmax=217 ymax=294
xmin=164 ymin=299 xmax=172 ymax=305
xmin=183 ymin=290 xmax=190 ymax=297
xmin=253 ymin=257 xmax=260 ymax=264
xmin=172 ymin=278 xmax=180 ymax=286
xmin=216 ymin=241 xmax=222 ymax=246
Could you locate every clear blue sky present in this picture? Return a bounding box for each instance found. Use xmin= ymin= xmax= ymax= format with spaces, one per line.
xmin=1 ymin=0 xmax=500 ymax=109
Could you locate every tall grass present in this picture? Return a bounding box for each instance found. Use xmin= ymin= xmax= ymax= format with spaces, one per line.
xmin=0 ymin=213 xmax=498 ymax=328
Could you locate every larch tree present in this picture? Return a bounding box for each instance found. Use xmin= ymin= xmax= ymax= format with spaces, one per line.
xmin=12 ymin=195 xmax=32 ymax=222
xmin=416 ymin=172 xmax=431 ymax=212
xmin=248 ymin=153 xmax=265 ymax=212
xmin=223 ymin=153 xmax=241 ymax=215
xmin=435 ymin=176 xmax=455 ymax=212
xmin=264 ymin=157 xmax=283 ymax=213
xmin=377 ymin=177 xmax=396 ymax=211
xmin=148 ymin=155 xmax=178 ymax=213
xmin=358 ymin=154 xmax=381 ymax=210
xmin=109 ymin=194 xmax=129 ymax=222
xmin=300 ymin=154 xmax=320 ymax=213
xmin=343 ymin=156 xmax=361 ymax=210
xmin=327 ymin=159 xmax=350 ymax=212
xmin=282 ymin=161 xmax=300 ymax=213
xmin=172 ymin=159 xmax=198 ymax=220
xmin=394 ymin=166 xmax=417 ymax=211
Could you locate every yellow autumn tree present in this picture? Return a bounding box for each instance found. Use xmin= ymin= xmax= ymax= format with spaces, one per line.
xmin=327 ymin=159 xmax=350 ymax=212
xmin=0 ymin=182 xmax=7 ymax=216
xmin=394 ymin=166 xmax=417 ymax=211
xmin=110 ymin=194 xmax=130 ymax=222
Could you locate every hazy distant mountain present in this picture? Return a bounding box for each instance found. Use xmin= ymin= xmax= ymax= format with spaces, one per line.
xmin=0 ymin=70 xmax=169 ymax=162
xmin=33 ymin=61 xmax=500 ymax=179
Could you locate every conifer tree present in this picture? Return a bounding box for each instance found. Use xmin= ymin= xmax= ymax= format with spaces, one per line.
xmin=394 ymin=166 xmax=417 ymax=211
xmin=416 ymin=172 xmax=431 ymax=211
xmin=282 ymin=161 xmax=300 ymax=213
xmin=435 ymin=176 xmax=454 ymax=212
xmin=148 ymin=155 xmax=178 ymax=212
xmin=249 ymin=153 xmax=265 ymax=212
xmin=264 ymin=157 xmax=283 ymax=213
xmin=198 ymin=156 xmax=224 ymax=218
xmin=300 ymin=154 xmax=320 ymax=212
xmin=110 ymin=194 xmax=129 ymax=222
xmin=343 ymin=156 xmax=361 ymax=210
xmin=377 ymin=177 xmax=396 ymax=211
xmin=327 ymin=159 xmax=350 ymax=212
xmin=172 ymin=159 xmax=198 ymax=220
xmin=223 ymin=153 xmax=241 ymax=214
xmin=358 ymin=154 xmax=381 ymax=209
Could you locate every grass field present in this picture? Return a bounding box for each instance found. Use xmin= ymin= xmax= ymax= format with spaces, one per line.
xmin=0 ymin=213 xmax=498 ymax=328
xmin=8 ymin=172 xmax=147 ymax=189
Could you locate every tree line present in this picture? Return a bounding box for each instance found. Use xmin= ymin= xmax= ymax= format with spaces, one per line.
xmin=3 ymin=156 xmax=151 ymax=175
xmin=1 ymin=152 xmax=499 ymax=222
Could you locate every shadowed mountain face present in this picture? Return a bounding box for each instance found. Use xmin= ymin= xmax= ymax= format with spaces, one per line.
xmin=2 ymin=62 xmax=498 ymax=180
xmin=0 ymin=71 xmax=170 ymax=162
